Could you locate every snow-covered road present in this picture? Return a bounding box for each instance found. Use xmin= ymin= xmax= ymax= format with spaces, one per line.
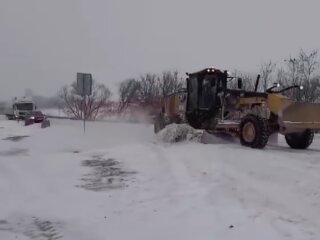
xmin=0 ymin=118 xmax=320 ymax=240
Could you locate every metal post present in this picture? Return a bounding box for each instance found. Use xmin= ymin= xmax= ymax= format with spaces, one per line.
xmin=83 ymin=94 xmax=86 ymax=134
xmin=77 ymin=72 xmax=92 ymax=134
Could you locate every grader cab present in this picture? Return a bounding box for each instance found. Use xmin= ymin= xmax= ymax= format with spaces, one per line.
xmin=154 ymin=67 xmax=320 ymax=149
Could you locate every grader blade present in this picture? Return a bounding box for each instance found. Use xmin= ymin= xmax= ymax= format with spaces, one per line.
xmin=200 ymin=130 xmax=237 ymax=144
xmin=280 ymin=102 xmax=320 ymax=131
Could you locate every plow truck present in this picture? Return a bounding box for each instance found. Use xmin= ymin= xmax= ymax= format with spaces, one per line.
xmin=154 ymin=67 xmax=320 ymax=149
xmin=5 ymin=97 xmax=37 ymax=120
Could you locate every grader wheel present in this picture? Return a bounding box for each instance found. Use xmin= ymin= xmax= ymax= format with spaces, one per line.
xmin=240 ymin=114 xmax=269 ymax=149
xmin=285 ymin=130 xmax=314 ymax=149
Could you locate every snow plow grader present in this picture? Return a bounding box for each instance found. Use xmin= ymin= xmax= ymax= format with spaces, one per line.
xmin=154 ymin=67 xmax=320 ymax=149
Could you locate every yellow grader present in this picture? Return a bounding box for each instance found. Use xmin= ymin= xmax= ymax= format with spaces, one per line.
xmin=154 ymin=67 xmax=320 ymax=149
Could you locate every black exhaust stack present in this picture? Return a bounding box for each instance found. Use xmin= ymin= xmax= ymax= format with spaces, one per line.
xmin=254 ymin=74 xmax=261 ymax=92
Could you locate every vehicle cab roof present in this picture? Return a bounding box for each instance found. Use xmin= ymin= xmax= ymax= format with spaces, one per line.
xmin=187 ymin=68 xmax=226 ymax=78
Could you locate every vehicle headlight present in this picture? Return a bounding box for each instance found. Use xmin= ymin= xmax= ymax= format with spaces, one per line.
xmin=30 ymin=116 xmax=35 ymax=120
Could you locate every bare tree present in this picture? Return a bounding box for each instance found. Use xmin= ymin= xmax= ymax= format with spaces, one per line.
xmin=59 ymin=81 xmax=111 ymax=120
xmin=229 ymin=70 xmax=256 ymax=91
xmin=276 ymin=68 xmax=286 ymax=86
xmin=282 ymin=49 xmax=320 ymax=102
xmin=298 ymin=49 xmax=318 ymax=82
xmin=117 ymin=70 xmax=184 ymax=117
xmin=118 ymin=78 xmax=140 ymax=112
xmin=157 ymin=70 xmax=184 ymax=98
xmin=260 ymin=60 xmax=276 ymax=91
xmin=285 ymin=58 xmax=299 ymax=85
xmin=280 ymin=57 xmax=300 ymax=99
xmin=297 ymin=49 xmax=320 ymax=102
xmin=138 ymin=73 xmax=160 ymax=105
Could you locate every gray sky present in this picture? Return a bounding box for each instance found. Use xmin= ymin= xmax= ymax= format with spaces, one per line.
xmin=1 ymin=0 xmax=320 ymax=100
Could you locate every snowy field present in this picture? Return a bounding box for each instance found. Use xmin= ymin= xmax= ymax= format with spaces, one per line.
xmin=0 ymin=117 xmax=320 ymax=240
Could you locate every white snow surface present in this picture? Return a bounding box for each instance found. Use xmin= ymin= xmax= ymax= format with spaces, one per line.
xmin=0 ymin=118 xmax=320 ymax=239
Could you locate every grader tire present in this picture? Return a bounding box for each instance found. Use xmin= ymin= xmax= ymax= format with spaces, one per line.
xmin=285 ymin=129 xmax=314 ymax=149
xmin=240 ymin=114 xmax=269 ymax=149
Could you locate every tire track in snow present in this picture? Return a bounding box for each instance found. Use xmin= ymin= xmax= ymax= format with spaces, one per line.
xmin=205 ymin=147 xmax=320 ymax=239
xmin=166 ymin=143 xmax=320 ymax=239
xmin=0 ymin=217 xmax=63 ymax=240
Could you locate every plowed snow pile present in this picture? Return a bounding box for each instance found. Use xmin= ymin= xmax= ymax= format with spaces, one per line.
xmin=157 ymin=123 xmax=237 ymax=144
xmin=156 ymin=123 xmax=203 ymax=143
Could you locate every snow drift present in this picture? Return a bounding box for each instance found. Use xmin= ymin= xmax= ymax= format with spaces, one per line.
xmin=156 ymin=123 xmax=203 ymax=143
xmin=156 ymin=123 xmax=238 ymax=144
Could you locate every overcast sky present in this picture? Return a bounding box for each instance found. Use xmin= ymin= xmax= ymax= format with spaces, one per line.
xmin=1 ymin=0 xmax=320 ymax=100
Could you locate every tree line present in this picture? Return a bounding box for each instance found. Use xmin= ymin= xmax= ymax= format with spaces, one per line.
xmin=58 ymin=70 xmax=184 ymax=120
xmin=118 ymin=70 xmax=184 ymax=113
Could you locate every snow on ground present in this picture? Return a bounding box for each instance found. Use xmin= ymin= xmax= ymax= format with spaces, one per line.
xmin=0 ymin=117 xmax=320 ymax=240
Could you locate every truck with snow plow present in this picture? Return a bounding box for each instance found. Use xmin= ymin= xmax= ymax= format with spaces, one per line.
xmin=154 ymin=67 xmax=320 ymax=149
xmin=5 ymin=97 xmax=37 ymax=120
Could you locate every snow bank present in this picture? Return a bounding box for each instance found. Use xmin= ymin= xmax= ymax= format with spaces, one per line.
xmin=156 ymin=123 xmax=203 ymax=143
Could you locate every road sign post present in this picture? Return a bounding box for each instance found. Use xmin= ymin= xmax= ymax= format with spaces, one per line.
xmin=77 ymin=73 xmax=93 ymax=134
